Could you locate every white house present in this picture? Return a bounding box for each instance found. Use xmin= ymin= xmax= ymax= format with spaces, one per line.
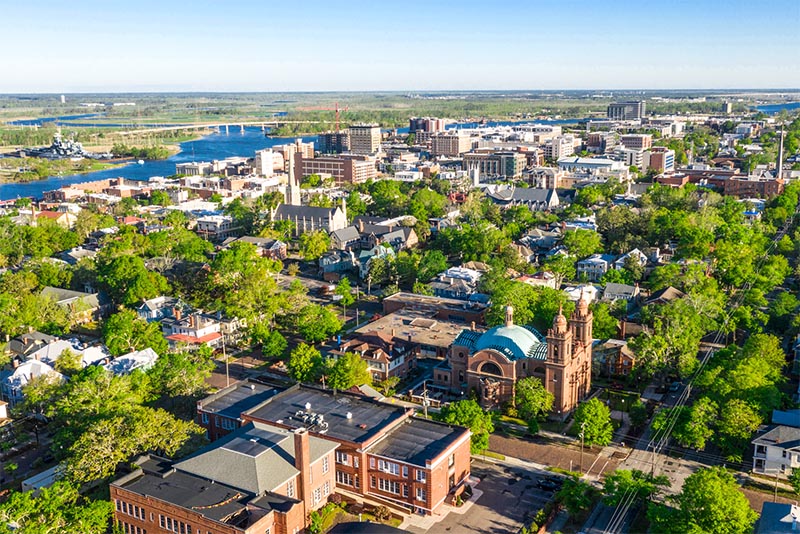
xmin=104 ymin=348 xmax=159 ymax=375
xmin=614 ymin=248 xmax=648 ymax=271
xmin=752 ymin=425 xmax=800 ymax=478
xmin=0 ymin=361 xmax=65 ymax=407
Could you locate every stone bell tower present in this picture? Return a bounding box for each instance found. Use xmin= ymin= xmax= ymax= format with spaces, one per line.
xmin=545 ymin=306 xmax=573 ymax=417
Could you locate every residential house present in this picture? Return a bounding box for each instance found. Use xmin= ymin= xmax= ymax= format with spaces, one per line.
xmin=104 ymin=348 xmax=159 ymax=376
xmin=755 ymin=502 xmax=800 ymax=534
xmin=520 ymin=228 xmax=562 ymax=251
xmin=644 ymin=286 xmax=685 ymax=307
xmin=613 ymin=248 xmax=648 ymax=271
xmin=430 ymin=267 xmax=483 ymax=301
xmin=221 ymin=236 xmax=287 ymax=260
xmin=40 ymin=286 xmax=102 ymax=323
xmin=319 ymin=250 xmax=358 ymax=281
xmin=752 ymin=425 xmax=800 ymax=478
xmin=359 ymin=245 xmax=396 ymax=279
xmin=136 ymin=296 xmax=188 ymax=323
xmin=6 ymin=332 xmax=57 ymax=360
xmin=59 ymin=246 xmax=97 ymax=266
xmin=518 ymin=271 xmax=558 ymax=290
xmin=195 ymin=215 xmax=240 ymax=242
xmin=162 ymin=312 xmax=222 ymax=349
xmin=35 ymin=210 xmax=77 ymax=229
xmin=602 ymin=283 xmax=640 ymax=303
xmin=576 ymin=254 xmax=616 ymax=282
xmin=0 ymin=360 xmax=65 ymax=407
xmin=593 ymin=339 xmax=634 ymax=377
xmin=329 ymin=331 xmax=418 ymax=382
xmin=330 ymin=226 xmax=361 ymax=251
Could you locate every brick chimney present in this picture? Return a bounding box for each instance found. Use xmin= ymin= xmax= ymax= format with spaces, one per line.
xmin=173 ymin=307 xmax=182 ymax=321
xmin=294 ymin=428 xmax=312 ymax=517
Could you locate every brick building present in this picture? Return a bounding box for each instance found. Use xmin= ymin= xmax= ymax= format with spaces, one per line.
xmin=435 ymin=299 xmax=593 ymax=416
xmin=111 ymin=421 xmax=336 ymax=534
xmin=193 ymin=384 xmax=472 ymax=517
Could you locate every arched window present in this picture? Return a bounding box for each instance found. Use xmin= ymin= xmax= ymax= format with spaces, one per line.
xmin=481 ymin=361 xmax=503 ymax=376
xmin=533 ymin=366 xmax=546 ymax=375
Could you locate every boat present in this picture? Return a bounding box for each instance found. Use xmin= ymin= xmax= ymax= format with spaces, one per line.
xmin=137 ymin=160 xmax=144 ymax=165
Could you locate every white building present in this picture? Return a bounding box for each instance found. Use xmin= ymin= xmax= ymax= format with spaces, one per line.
xmin=752 ymin=425 xmax=800 ymax=478
xmin=195 ymin=215 xmax=238 ymax=241
xmin=0 ymin=361 xmax=65 ymax=407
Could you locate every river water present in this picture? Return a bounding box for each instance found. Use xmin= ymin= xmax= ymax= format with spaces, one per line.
xmin=0 ymin=118 xmax=582 ymax=201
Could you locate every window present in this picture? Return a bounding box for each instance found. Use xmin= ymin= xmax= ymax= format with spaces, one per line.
xmin=448 ymin=454 xmax=455 ymax=467
xmin=335 ymin=451 xmax=349 ymax=465
xmin=403 ymin=484 xmax=409 ymax=497
xmin=287 ymin=479 xmax=295 ymax=498
xmin=265 ymin=528 xmax=271 ymax=534
xmin=322 ymin=456 xmax=329 ymax=473
xmin=370 ymin=476 xmax=376 ymax=488
xmin=370 ymin=457 xmax=375 ymax=468
xmin=201 ymin=413 xmax=209 ymax=424
xmin=221 ymin=418 xmax=236 ymax=430
xmin=402 ymin=465 xmax=408 ymax=477
xmin=324 ymin=481 xmax=330 ymax=496
xmin=416 ymin=487 xmax=427 ymax=502
xmin=378 ymin=460 xmax=399 ymax=475
xmin=354 ymin=457 xmax=359 ymax=468
xmin=378 ymin=478 xmax=401 ymax=494
xmin=313 ymin=487 xmax=322 ymax=504
xmin=782 ymin=450 xmax=788 ymax=458
xmin=337 ymin=471 xmax=353 ymax=486
xmin=416 ymin=470 xmax=427 ymax=483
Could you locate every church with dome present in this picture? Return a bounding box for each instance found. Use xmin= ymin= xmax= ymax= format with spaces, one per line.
xmin=433 ymin=297 xmax=593 ymax=416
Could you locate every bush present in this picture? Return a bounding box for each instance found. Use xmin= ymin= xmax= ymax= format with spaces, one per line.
xmin=373 ymin=505 xmax=391 ymax=522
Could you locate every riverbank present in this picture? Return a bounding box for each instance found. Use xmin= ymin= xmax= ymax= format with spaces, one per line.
xmin=0 ymin=157 xmax=127 ymax=184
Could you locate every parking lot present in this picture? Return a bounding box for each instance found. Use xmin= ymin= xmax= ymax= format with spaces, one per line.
xmin=406 ymin=460 xmax=558 ymax=534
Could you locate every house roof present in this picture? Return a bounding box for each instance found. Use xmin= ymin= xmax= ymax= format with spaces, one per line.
xmin=166 ymin=332 xmax=222 ymax=344
xmin=40 ymin=286 xmax=99 ymax=308
xmin=200 ymin=380 xmax=285 ymax=420
xmin=752 ymin=425 xmax=800 ymax=450
xmin=330 ymin=226 xmax=360 ymax=243
xmin=488 ymin=187 xmax=557 ymax=204
xmin=772 ymin=409 xmax=800 ymax=428
xmin=604 ymin=283 xmax=638 ymax=296
xmin=756 ymin=502 xmax=800 ymax=534
xmin=104 ymin=348 xmax=159 ymax=375
xmin=175 ymin=421 xmax=338 ymax=495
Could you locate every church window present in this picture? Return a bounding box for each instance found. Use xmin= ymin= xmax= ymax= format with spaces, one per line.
xmin=481 ymin=362 xmax=502 ymax=376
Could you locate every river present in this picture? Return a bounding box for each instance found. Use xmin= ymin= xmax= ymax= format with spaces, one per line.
xmin=0 ymin=117 xmax=583 ymax=201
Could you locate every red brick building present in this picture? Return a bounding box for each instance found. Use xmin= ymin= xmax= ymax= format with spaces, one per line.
xmin=111 ymin=421 xmax=336 ymax=534
xmin=192 ymin=384 xmax=471 ymax=517
xmin=436 ymin=300 xmax=593 ymax=417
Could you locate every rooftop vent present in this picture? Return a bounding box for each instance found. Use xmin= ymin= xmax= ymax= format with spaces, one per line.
xmin=346 ymin=412 xmax=353 ymax=420
xmin=305 ymin=402 xmax=312 ymax=410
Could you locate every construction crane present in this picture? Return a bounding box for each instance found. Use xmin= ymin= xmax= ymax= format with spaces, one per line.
xmin=296 ymin=102 xmax=349 ymax=132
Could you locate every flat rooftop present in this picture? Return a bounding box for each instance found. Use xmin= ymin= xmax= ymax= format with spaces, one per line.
xmin=115 ymin=457 xmax=253 ymax=525
xmin=199 ymin=380 xmax=286 ymax=420
xmin=244 ymin=386 xmax=409 ymax=444
xmin=383 ymin=291 xmax=489 ymax=312
xmin=356 ymin=309 xmax=466 ymax=350
xmin=368 ymin=417 xmax=469 ymax=467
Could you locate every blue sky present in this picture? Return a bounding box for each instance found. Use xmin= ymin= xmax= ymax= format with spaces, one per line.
xmin=1 ymin=0 xmax=798 ymax=92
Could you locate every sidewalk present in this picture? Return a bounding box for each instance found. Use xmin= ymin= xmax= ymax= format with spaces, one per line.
xmin=398 ymin=475 xmax=482 ymax=531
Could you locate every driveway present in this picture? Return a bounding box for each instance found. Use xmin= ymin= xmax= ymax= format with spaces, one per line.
xmin=406 ymin=461 xmax=556 ymax=534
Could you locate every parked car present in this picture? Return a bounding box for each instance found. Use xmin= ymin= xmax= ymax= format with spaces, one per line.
xmin=536 ymin=478 xmax=561 ymax=491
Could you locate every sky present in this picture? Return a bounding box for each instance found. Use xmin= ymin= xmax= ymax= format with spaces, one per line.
xmin=1 ymin=0 xmax=798 ymax=93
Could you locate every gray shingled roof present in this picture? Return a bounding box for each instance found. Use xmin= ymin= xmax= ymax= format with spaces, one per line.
xmin=175 ymin=421 xmax=338 ymax=495
xmin=752 ymin=425 xmax=800 ymax=450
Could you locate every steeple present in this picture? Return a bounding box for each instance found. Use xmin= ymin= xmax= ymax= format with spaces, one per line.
xmin=287 ymin=146 xmax=300 ymax=206
xmin=553 ymin=305 xmax=567 ymax=334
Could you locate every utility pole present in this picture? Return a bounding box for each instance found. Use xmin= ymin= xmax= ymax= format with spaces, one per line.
xmin=222 ymin=332 xmax=229 ymax=387
xmin=422 ymin=381 xmax=429 ymax=419
xmin=579 ymin=421 xmax=587 ymax=474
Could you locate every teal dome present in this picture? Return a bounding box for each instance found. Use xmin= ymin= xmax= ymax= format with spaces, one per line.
xmin=474 ymin=325 xmax=547 ymax=361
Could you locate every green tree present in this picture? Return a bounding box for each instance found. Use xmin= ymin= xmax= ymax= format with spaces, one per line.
xmin=149 ymin=350 xmax=215 ymax=398
xmin=0 ymin=481 xmax=113 ymax=534
xmin=438 ymin=399 xmax=494 ymax=454
xmin=648 ymin=467 xmax=757 ymax=534
xmin=251 ymin=325 xmax=288 ymax=359
xmin=287 ymin=343 xmax=323 ymax=383
xmin=543 ymin=254 xmax=576 ymax=287
xmin=299 ymin=230 xmax=331 ymax=260
xmin=574 ymin=398 xmax=614 ymax=446
xmin=328 ymin=352 xmax=372 ymax=390
xmin=563 ymin=229 xmax=603 ymax=259
xmin=102 ymin=309 xmax=169 ymax=356
xmin=296 ymin=304 xmax=342 ymax=343
xmin=603 ymin=469 xmax=670 ymax=506
xmin=789 ymin=468 xmax=800 ymax=495
xmin=345 ymin=190 xmax=368 ymax=221
xmin=628 ymin=400 xmax=648 ymax=430
xmin=555 ymin=477 xmax=595 ymax=516
xmin=97 ymin=255 xmax=169 ymax=306
xmin=149 ymin=190 xmax=172 ymax=206
xmin=54 ymin=348 xmax=83 ymax=377
xmin=514 ymin=377 xmax=554 ymax=434
xmin=591 ymin=302 xmax=619 ymax=340
xmin=376 ymin=376 xmax=401 ymax=396
xmin=335 ymin=277 xmax=355 ymax=308
xmin=417 ymin=250 xmax=449 ymax=282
